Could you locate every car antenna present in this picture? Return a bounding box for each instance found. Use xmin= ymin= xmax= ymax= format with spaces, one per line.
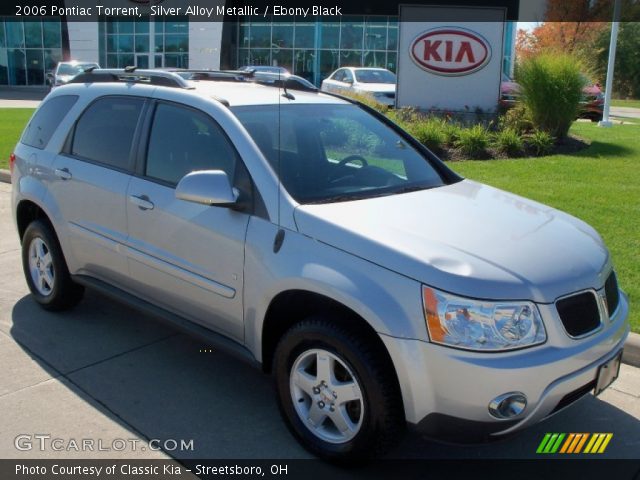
xmin=124 ymin=65 xmax=137 ymax=73
xmin=281 ymin=82 xmax=295 ymax=100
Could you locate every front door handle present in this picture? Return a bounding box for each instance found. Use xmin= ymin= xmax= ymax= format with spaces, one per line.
xmin=129 ymin=194 xmax=154 ymax=211
xmin=54 ymin=168 xmax=72 ymax=180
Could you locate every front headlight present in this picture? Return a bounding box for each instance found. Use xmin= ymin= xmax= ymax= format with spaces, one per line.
xmin=423 ymin=286 xmax=546 ymax=351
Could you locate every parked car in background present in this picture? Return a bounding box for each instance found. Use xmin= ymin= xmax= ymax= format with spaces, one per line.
xmin=240 ymin=65 xmax=290 ymax=75
xmin=500 ymin=75 xmax=604 ymax=122
xmin=321 ymin=67 xmax=396 ymax=106
xmin=46 ymin=61 xmax=100 ymax=89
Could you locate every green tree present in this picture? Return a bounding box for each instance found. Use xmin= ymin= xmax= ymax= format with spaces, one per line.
xmin=594 ymin=22 xmax=640 ymax=98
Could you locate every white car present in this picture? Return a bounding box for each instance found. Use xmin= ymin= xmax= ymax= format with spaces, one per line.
xmin=321 ymin=67 xmax=396 ymax=106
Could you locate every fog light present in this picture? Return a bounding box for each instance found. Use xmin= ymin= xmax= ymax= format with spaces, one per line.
xmin=488 ymin=392 xmax=527 ymax=419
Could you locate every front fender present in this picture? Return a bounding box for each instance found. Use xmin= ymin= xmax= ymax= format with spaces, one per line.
xmin=243 ymin=217 xmax=428 ymax=362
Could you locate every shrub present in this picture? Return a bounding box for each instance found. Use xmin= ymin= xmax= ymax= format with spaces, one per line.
xmin=494 ymin=128 xmax=524 ymax=156
xmin=528 ymin=130 xmax=555 ymax=156
xmin=411 ymin=118 xmax=446 ymax=151
xmin=500 ymin=102 xmax=534 ymax=134
xmin=339 ymin=90 xmax=390 ymax=114
xmin=455 ymin=124 xmax=490 ymax=158
xmin=442 ymin=121 xmax=463 ymax=146
xmin=516 ymin=53 xmax=586 ymax=138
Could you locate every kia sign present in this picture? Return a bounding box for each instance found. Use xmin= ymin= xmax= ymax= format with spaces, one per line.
xmin=396 ymin=6 xmax=506 ymax=113
xmin=410 ymin=28 xmax=492 ymax=76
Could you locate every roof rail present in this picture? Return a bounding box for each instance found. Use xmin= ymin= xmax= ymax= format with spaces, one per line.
xmin=68 ymin=68 xmax=192 ymax=89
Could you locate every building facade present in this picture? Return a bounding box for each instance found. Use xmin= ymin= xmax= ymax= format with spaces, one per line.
xmin=0 ymin=1 xmax=517 ymax=87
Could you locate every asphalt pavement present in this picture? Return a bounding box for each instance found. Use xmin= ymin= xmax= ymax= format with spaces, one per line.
xmin=0 ymin=182 xmax=638 ymax=462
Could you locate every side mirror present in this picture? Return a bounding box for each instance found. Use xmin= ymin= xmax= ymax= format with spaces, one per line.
xmin=175 ymin=170 xmax=238 ymax=206
xmin=344 ymin=78 xmax=354 ymax=84
xmin=46 ymin=72 xmax=54 ymax=79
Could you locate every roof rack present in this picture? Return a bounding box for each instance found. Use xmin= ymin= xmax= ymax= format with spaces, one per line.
xmin=68 ymin=68 xmax=192 ymax=89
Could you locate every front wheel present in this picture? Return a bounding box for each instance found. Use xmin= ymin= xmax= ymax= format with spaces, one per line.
xmin=273 ymin=316 xmax=404 ymax=462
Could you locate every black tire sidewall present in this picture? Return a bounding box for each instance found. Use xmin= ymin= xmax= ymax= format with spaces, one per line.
xmin=21 ymin=220 xmax=74 ymax=308
xmin=274 ymin=320 xmax=394 ymax=461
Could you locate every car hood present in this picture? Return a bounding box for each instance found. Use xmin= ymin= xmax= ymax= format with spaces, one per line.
xmin=294 ymin=180 xmax=609 ymax=303
xmin=355 ymin=83 xmax=396 ymax=94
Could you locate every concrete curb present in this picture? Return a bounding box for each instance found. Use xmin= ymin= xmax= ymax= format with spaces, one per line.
xmin=0 ymin=165 xmax=638 ymax=368
xmin=623 ymin=332 xmax=640 ymax=368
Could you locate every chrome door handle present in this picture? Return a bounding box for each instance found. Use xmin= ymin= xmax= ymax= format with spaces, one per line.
xmin=54 ymin=168 xmax=72 ymax=180
xmin=129 ymin=194 xmax=154 ymax=211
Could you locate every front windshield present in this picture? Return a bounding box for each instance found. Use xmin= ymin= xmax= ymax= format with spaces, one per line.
xmin=354 ymin=69 xmax=396 ymax=84
xmin=58 ymin=63 xmax=98 ymax=75
xmin=232 ymin=104 xmax=447 ymax=204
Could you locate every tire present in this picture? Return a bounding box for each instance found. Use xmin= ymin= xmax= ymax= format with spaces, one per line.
xmin=273 ymin=315 xmax=404 ymax=462
xmin=21 ymin=220 xmax=84 ymax=311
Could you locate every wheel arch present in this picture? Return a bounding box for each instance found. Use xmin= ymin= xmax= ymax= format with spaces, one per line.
xmin=261 ymin=289 xmax=405 ymax=423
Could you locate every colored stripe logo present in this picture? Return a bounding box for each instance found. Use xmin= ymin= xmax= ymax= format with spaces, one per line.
xmin=536 ymin=433 xmax=613 ymax=454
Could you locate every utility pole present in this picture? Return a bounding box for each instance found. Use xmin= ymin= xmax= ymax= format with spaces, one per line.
xmin=599 ymin=0 xmax=622 ymax=127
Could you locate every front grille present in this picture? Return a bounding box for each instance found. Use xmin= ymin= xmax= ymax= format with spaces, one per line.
xmin=604 ymin=271 xmax=620 ymax=317
xmin=556 ymin=292 xmax=601 ymax=337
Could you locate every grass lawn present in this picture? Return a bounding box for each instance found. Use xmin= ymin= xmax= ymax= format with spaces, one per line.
xmin=0 ymin=108 xmax=33 ymax=170
xmin=454 ymin=122 xmax=639 ymax=332
xmin=611 ymin=99 xmax=640 ymax=109
xmin=0 ymin=108 xmax=637 ymax=331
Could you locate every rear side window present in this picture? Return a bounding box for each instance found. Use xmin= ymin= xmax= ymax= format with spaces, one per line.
xmin=145 ymin=102 xmax=238 ymax=185
xmin=21 ymin=95 xmax=78 ymax=150
xmin=71 ymin=96 xmax=144 ymax=170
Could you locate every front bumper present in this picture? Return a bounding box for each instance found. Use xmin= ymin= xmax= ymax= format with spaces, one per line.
xmin=381 ymin=290 xmax=630 ymax=443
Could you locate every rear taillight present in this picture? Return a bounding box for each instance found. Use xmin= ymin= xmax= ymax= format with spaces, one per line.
xmin=9 ymin=153 xmax=16 ymax=174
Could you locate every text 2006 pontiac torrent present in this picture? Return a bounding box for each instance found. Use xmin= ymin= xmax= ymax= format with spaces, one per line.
xmin=11 ymin=68 xmax=629 ymax=461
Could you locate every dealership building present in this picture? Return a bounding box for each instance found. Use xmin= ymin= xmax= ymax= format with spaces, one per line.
xmin=0 ymin=0 xmax=517 ymax=88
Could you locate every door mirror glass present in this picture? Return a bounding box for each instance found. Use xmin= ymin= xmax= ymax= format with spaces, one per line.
xmin=175 ymin=170 xmax=238 ymax=206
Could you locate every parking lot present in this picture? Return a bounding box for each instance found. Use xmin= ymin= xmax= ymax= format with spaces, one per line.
xmin=0 ymin=181 xmax=639 ymax=461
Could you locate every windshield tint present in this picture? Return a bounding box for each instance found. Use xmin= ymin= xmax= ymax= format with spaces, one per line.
xmin=354 ymin=69 xmax=396 ymax=84
xmin=232 ymin=104 xmax=447 ymax=204
xmin=58 ymin=63 xmax=98 ymax=75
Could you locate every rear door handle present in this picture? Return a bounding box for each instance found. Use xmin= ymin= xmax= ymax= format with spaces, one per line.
xmin=129 ymin=194 xmax=154 ymax=211
xmin=54 ymin=168 xmax=72 ymax=180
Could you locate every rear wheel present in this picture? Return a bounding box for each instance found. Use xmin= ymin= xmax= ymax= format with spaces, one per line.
xmin=273 ymin=315 xmax=404 ymax=462
xmin=22 ymin=220 xmax=84 ymax=311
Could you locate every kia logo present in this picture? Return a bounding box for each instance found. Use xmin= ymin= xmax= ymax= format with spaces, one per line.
xmin=410 ymin=28 xmax=492 ymax=76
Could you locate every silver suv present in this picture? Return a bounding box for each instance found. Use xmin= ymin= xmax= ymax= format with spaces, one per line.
xmin=10 ymin=69 xmax=629 ymax=461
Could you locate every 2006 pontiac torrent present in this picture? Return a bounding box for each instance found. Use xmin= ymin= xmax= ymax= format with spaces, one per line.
xmin=10 ymin=68 xmax=629 ymax=461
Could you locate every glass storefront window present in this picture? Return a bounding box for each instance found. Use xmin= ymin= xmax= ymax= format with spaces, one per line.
xmin=43 ymin=21 xmax=61 ymax=48
xmin=250 ymin=23 xmax=271 ymax=48
xmin=8 ymin=49 xmax=26 ymax=85
xmin=235 ymin=16 xmax=400 ymax=85
xmin=340 ymin=17 xmax=364 ymax=50
xmin=0 ymin=18 xmax=61 ymax=85
xmin=164 ymin=35 xmax=188 ymax=53
xmin=24 ymin=22 xmax=42 ymax=49
xmin=26 ymin=49 xmax=44 ymax=85
xmin=320 ymin=22 xmax=340 ymax=50
xmin=294 ymin=23 xmax=314 ymax=49
xmin=249 ymin=48 xmax=270 ymax=66
xmin=117 ymin=35 xmax=133 ymax=53
xmin=364 ymin=20 xmax=387 ymax=51
xmin=6 ymin=22 xmax=25 ymax=49
xmin=135 ymin=18 xmax=150 ymax=34
xmin=117 ymin=21 xmax=134 ymax=35
xmin=272 ymin=24 xmax=293 ymax=49
xmin=272 ymin=49 xmax=293 ymax=71
xmin=135 ymin=35 xmax=149 ymax=53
